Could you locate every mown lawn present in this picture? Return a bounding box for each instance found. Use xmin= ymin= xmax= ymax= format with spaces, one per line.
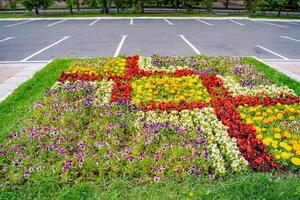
xmin=0 ymin=57 xmax=299 ymax=200
xmin=1 ymin=172 xmax=300 ymax=200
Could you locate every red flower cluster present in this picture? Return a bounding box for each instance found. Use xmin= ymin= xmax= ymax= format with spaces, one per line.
xmin=141 ymin=100 xmax=208 ymax=112
xmin=233 ymin=95 xmax=300 ymax=107
xmin=201 ymin=74 xmax=280 ymax=171
xmin=111 ymin=77 xmax=131 ymax=102
xmin=58 ymin=71 xmax=104 ymax=83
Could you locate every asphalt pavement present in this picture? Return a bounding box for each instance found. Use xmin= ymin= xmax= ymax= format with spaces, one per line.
xmin=0 ymin=18 xmax=299 ymax=61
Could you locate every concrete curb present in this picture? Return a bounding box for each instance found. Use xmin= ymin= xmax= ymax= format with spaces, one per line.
xmin=253 ymin=56 xmax=300 ymax=82
xmin=0 ymin=17 xmax=300 ymax=22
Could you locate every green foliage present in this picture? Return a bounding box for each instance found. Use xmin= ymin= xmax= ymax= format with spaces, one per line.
xmin=202 ymin=0 xmax=213 ymax=10
xmin=20 ymin=0 xmax=54 ymax=14
xmin=1 ymin=173 xmax=300 ymax=199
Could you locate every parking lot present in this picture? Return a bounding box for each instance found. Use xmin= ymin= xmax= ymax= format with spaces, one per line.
xmin=0 ymin=17 xmax=299 ymax=62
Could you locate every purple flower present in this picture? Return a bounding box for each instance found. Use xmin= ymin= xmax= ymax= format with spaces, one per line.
xmin=153 ymin=176 xmax=160 ymax=182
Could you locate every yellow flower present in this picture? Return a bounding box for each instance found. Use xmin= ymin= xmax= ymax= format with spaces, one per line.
xmin=257 ymin=134 xmax=263 ymax=139
xmin=277 ymin=113 xmax=283 ymax=120
xmin=281 ymin=152 xmax=291 ymax=159
xmin=289 ymin=116 xmax=295 ymax=121
xmin=291 ymin=157 xmax=300 ymax=166
xmin=280 ymin=142 xmax=287 ymax=148
xmin=275 ymin=155 xmax=281 ymax=159
xmin=274 ymin=128 xmax=281 ymax=133
xmin=263 ymin=138 xmax=272 ymax=146
xmin=274 ymin=134 xmax=281 ymax=139
xmin=284 ymin=145 xmax=292 ymax=151
xmin=283 ymin=130 xmax=291 ymax=139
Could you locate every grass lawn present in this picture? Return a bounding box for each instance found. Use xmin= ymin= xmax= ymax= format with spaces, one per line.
xmin=0 ymin=56 xmax=299 ymax=199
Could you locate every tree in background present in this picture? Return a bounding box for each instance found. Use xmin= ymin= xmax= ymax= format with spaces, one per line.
xmin=84 ymin=0 xmax=109 ymax=13
xmin=20 ymin=0 xmax=54 ymax=14
xmin=203 ymin=0 xmax=213 ymax=10
xmin=61 ymin=0 xmax=76 ymax=13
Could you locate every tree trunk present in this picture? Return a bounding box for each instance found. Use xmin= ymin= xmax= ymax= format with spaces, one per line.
xmin=176 ymin=0 xmax=179 ymax=9
xmin=70 ymin=5 xmax=73 ymax=14
xmin=225 ymin=0 xmax=229 ymax=9
xmin=103 ymin=0 xmax=109 ymax=14
xmin=278 ymin=9 xmax=281 ymax=16
xmin=35 ymin=6 xmax=39 ymax=15
xmin=140 ymin=0 xmax=144 ymax=13
xmin=76 ymin=0 xmax=80 ymax=11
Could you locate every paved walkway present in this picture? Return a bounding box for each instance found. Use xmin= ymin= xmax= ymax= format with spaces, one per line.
xmin=0 ymin=62 xmax=49 ymax=102
xmin=260 ymin=60 xmax=300 ymax=82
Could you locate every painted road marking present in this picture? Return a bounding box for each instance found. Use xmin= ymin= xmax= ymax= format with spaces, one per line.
xmin=130 ymin=18 xmax=134 ymax=25
xmin=114 ymin=35 xmax=127 ymax=58
xmin=259 ymin=21 xmax=288 ymax=28
xmin=163 ymin=18 xmax=174 ymax=25
xmin=229 ymin=19 xmax=244 ymax=26
xmin=280 ymin=36 xmax=300 ymax=43
xmin=89 ymin=18 xmax=101 ymax=26
xmin=47 ymin=19 xmax=68 ymax=27
xmin=21 ymin=36 xmax=71 ymax=62
xmin=5 ymin=20 xmax=32 ymax=27
xmin=195 ymin=19 xmax=213 ymax=26
xmin=287 ymin=22 xmax=300 ymax=26
xmin=177 ymin=35 xmax=200 ymax=55
xmin=256 ymin=45 xmax=289 ymax=60
xmin=0 ymin=37 xmax=15 ymax=43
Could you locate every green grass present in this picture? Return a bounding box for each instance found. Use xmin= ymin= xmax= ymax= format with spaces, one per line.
xmin=244 ymin=57 xmax=300 ymax=97
xmin=1 ymin=57 xmax=300 ymax=199
xmin=1 ymin=172 xmax=300 ymax=200
xmin=0 ymin=59 xmax=72 ymax=142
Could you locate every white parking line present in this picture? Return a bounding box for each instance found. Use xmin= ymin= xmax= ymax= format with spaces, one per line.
xmin=5 ymin=20 xmax=32 ymax=27
xmin=229 ymin=19 xmax=244 ymax=26
xmin=0 ymin=37 xmax=15 ymax=43
xmin=280 ymin=36 xmax=300 ymax=43
xmin=47 ymin=19 xmax=67 ymax=27
xmin=287 ymin=22 xmax=300 ymax=26
xmin=89 ymin=18 xmax=101 ymax=26
xmin=195 ymin=19 xmax=213 ymax=26
xmin=114 ymin=35 xmax=127 ymax=58
xmin=130 ymin=18 xmax=134 ymax=25
xmin=21 ymin=36 xmax=71 ymax=62
xmin=256 ymin=45 xmax=289 ymax=60
xmin=177 ymin=35 xmax=200 ymax=55
xmin=259 ymin=21 xmax=288 ymax=28
xmin=163 ymin=18 xmax=174 ymax=25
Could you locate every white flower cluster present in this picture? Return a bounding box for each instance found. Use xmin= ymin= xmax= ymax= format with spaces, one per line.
xmin=51 ymin=79 xmax=114 ymax=105
xmin=93 ymin=79 xmax=114 ymax=105
xmin=220 ymin=75 xmax=296 ymax=98
xmin=136 ymin=107 xmax=248 ymax=175
xmin=138 ymin=56 xmax=192 ymax=72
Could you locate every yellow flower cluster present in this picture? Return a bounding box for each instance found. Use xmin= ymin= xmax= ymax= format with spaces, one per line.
xmin=238 ymin=103 xmax=300 ymax=168
xmin=68 ymin=58 xmax=126 ymax=76
xmin=131 ymin=75 xmax=211 ymax=105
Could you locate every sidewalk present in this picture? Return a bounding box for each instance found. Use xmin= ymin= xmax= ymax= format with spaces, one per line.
xmin=0 ymin=62 xmax=49 ymax=102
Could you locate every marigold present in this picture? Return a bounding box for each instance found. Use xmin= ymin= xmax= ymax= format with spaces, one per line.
xmin=288 ymin=116 xmax=295 ymax=121
xmin=274 ymin=133 xmax=281 ymax=139
xmin=274 ymin=128 xmax=281 ymax=133
xmin=291 ymin=157 xmax=300 ymax=166
xmin=277 ymin=113 xmax=283 ymax=120
xmin=283 ymin=131 xmax=291 ymax=139
xmin=257 ymin=134 xmax=263 ymax=139
xmin=281 ymin=152 xmax=291 ymax=159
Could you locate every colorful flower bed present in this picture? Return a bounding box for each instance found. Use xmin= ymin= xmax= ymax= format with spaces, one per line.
xmin=1 ymin=55 xmax=299 ymax=186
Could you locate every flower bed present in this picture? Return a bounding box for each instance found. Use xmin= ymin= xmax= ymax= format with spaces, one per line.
xmin=1 ymin=55 xmax=299 ymax=186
